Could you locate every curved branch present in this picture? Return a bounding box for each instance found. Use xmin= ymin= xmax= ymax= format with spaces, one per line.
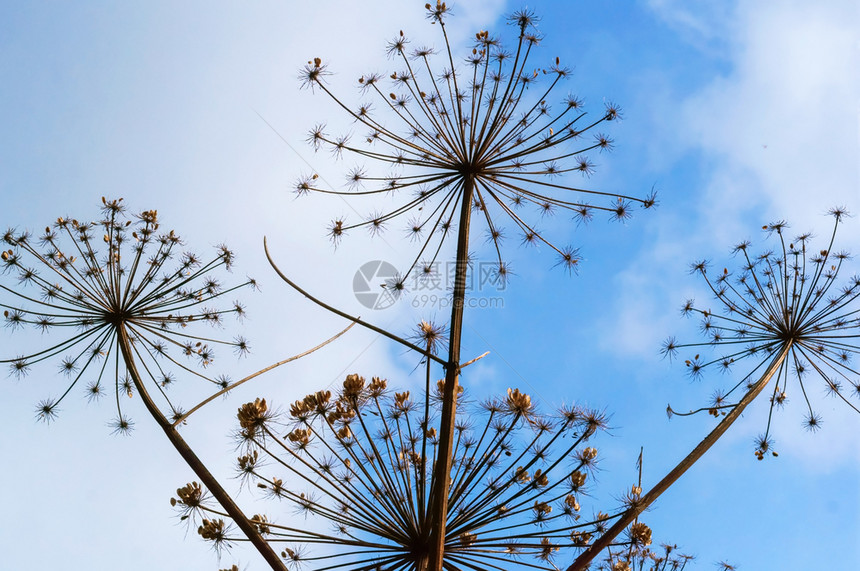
xmin=172 ymin=322 xmax=357 ymax=427
xmin=263 ymin=237 xmax=446 ymax=367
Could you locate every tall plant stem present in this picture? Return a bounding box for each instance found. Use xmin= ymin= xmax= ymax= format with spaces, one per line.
xmin=427 ymin=176 xmax=475 ymax=571
xmin=566 ymin=342 xmax=792 ymax=571
xmin=116 ymin=326 xmax=288 ymax=571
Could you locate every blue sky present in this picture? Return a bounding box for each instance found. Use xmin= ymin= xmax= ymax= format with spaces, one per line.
xmin=1 ymin=1 xmax=858 ymax=569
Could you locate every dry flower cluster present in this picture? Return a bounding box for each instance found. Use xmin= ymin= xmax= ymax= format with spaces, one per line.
xmin=294 ymin=3 xmax=655 ymax=283
xmin=1 ymin=3 xmax=857 ymax=571
xmin=663 ymin=209 xmax=860 ymax=458
xmin=176 ymin=376 xmax=639 ymax=570
xmin=1 ymin=197 xmax=252 ymax=427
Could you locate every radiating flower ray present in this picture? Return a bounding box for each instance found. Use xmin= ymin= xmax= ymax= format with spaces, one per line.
xmin=295 ymin=3 xmax=655 ymax=283
xmin=1 ymin=197 xmax=254 ymax=425
xmin=178 ymin=370 xmax=656 ymax=570
xmin=661 ymin=208 xmax=860 ymax=453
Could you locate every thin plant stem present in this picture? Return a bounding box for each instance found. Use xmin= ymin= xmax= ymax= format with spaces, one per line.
xmin=263 ymin=237 xmax=445 ymax=367
xmin=172 ymin=323 xmax=356 ymax=427
xmin=566 ymin=342 xmax=793 ymax=571
xmin=116 ymin=325 xmax=288 ymax=571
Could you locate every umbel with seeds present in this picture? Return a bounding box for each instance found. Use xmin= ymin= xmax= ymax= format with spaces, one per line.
xmin=2 ymin=4 xmax=858 ymax=571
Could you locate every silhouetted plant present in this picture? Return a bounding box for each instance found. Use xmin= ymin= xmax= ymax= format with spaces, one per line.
xmin=1 ymin=198 xmax=251 ymax=424
xmin=297 ymin=4 xmax=655 ymax=281
xmin=286 ymin=5 xmax=657 ymax=567
xmin=664 ymin=208 xmax=860 ymax=455
xmin=568 ymin=210 xmax=860 ymax=570
xmin=179 ymin=372 xmax=660 ymax=571
xmin=5 ymin=4 xmax=849 ymax=571
xmin=0 ymin=198 xmax=287 ymax=570
xmin=597 ymin=542 xmax=695 ymax=571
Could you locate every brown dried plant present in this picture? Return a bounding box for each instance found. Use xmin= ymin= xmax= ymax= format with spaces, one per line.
xmin=296 ymin=5 xmax=654 ymax=280
xmin=596 ymin=542 xmax=695 ymax=571
xmin=569 ymin=210 xmax=860 ymax=570
xmin=283 ymin=5 xmax=656 ymax=568
xmin=0 ymin=198 xmax=288 ymax=570
xmin=7 ymin=4 xmax=838 ymax=571
xmin=665 ymin=209 xmax=860 ymax=451
xmin=180 ymin=370 xmax=660 ymax=571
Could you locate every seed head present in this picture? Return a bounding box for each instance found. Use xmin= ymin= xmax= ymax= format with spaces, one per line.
xmin=295 ymin=5 xmax=654 ymax=288
xmin=1 ymin=200 xmax=254 ymax=427
xmin=666 ymin=212 xmax=860 ymax=453
xmin=223 ymin=377 xmax=616 ymax=568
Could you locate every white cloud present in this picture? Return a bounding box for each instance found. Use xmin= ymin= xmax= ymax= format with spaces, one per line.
xmin=646 ymin=0 xmax=735 ymax=53
xmin=677 ymin=0 xmax=860 ymax=229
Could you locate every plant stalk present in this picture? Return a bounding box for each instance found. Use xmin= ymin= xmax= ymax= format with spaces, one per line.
xmin=427 ymin=176 xmax=474 ymax=571
xmin=117 ymin=326 xmax=288 ymax=571
xmin=566 ymin=342 xmax=792 ymax=571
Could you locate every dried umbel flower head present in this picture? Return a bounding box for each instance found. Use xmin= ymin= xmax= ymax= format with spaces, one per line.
xmin=596 ymin=541 xmax=694 ymax=571
xmin=198 ymin=518 xmax=233 ymax=553
xmin=663 ymin=209 xmax=860 ymax=454
xmin=191 ymin=375 xmax=641 ymax=570
xmin=507 ymin=386 xmax=533 ymax=415
xmin=170 ymin=481 xmax=214 ymax=523
xmin=238 ymin=398 xmax=274 ymax=440
xmin=0 ymin=198 xmax=255 ymax=426
xmin=297 ymin=5 xmax=655 ymax=281
xmin=413 ymin=319 xmax=448 ymax=355
xmin=627 ymin=522 xmax=652 ymax=547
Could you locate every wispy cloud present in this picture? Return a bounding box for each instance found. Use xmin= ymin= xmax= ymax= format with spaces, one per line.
xmin=674 ymin=0 xmax=860 ymax=228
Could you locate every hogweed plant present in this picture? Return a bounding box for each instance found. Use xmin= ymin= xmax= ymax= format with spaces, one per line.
xmin=177 ymin=370 xmax=660 ymax=571
xmin=1 ymin=198 xmax=252 ymax=421
xmin=297 ymin=5 xmax=656 ymax=278
xmin=0 ymin=198 xmax=288 ymax=570
xmin=289 ymin=4 xmax=656 ymax=567
xmin=666 ymin=209 xmax=860 ymax=451
xmin=568 ymin=210 xmax=860 ymax=570
xmin=6 ymin=5 xmax=840 ymax=571
xmin=596 ymin=543 xmax=694 ymax=571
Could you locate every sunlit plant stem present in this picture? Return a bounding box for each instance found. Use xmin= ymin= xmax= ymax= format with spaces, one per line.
xmin=427 ymin=177 xmax=473 ymax=570
xmin=115 ymin=325 xmax=288 ymax=570
xmin=567 ymin=343 xmax=791 ymax=570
